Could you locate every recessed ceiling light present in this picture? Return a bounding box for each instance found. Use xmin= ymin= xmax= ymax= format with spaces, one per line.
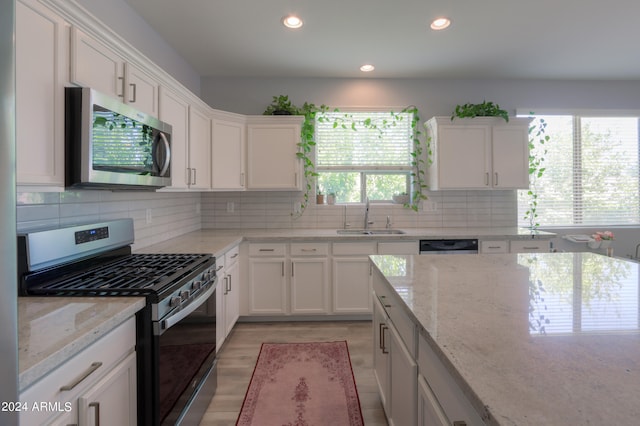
xmin=360 ymin=64 xmax=375 ymax=72
xmin=430 ymin=17 xmax=451 ymax=30
xmin=282 ymin=15 xmax=303 ymax=29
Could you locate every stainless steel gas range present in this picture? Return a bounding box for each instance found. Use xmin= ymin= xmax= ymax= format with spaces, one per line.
xmin=18 ymin=219 xmax=218 ymax=425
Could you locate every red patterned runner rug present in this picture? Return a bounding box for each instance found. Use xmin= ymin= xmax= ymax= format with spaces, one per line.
xmin=236 ymin=341 xmax=364 ymax=426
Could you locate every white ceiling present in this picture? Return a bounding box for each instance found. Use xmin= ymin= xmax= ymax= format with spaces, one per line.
xmin=124 ymin=0 xmax=640 ymax=80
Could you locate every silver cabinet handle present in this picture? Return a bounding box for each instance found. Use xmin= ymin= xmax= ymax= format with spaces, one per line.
xmin=230 ymin=253 xmax=239 ymax=259
xmin=129 ymin=83 xmax=137 ymax=103
xmin=281 ymin=261 xmax=285 ymax=276
xmin=300 ymin=248 xmax=317 ymax=252
xmin=485 ymin=172 xmax=489 ymax=186
xmin=381 ymin=324 xmax=389 ymax=354
xmin=89 ymin=402 xmax=100 ymax=426
xmin=186 ymin=168 xmax=192 ymax=185
xmin=494 ymin=172 xmax=498 ymax=186
xmin=223 ymin=276 xmax=229 ymax=295
xmin=117 ymin=76 xmax=124 ymax=98
xmin=291 ymin=262 xmax=294 ymax=277
xmin=192 ymin=168 xmax=197 ymax=185
xmin=60 ymin=362 xmax=102 ymax=391
xmin=216 ymin=265 xmax=224 ymax=272
xmin=240 ymin=172 xmax=245 ymax=187
xmin=453 ymin=422 xmax=467 ymax=426
xmin=259 ymin=248 xmax=275 ymax=252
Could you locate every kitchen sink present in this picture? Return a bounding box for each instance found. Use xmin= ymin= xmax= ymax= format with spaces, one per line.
xmin=336 ymin=229 xmax=406 ymax=235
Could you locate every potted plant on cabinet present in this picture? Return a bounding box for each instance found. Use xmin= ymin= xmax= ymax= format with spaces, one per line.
xmin=451 ymin=101 xmax=510 ymax=122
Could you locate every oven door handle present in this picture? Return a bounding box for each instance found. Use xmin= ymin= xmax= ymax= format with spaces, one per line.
xmin=161 ymin=284 xmax=215 ymax=332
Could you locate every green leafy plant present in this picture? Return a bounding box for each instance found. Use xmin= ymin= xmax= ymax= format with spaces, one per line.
xmin=451 ymin=101 xmax=509 ymax=122
xmin=263 ymin=95 xmax=297 ymax=115
xmin=524 ymin=116 xmax=549 ymax=229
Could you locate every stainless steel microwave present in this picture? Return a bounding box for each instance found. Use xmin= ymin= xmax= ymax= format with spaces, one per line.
xmin=65 ymin=87 xmax=172 ymax=189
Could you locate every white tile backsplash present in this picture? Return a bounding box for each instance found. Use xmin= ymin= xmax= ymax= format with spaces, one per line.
xmin=17 ymin=188 xmax=517 ymax=248
xmin=200 ymin=189 xmax=517 ymax=230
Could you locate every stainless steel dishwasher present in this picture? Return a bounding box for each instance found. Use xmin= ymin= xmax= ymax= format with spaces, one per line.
xmin=419 ymin=239 xmax=479 ymax=254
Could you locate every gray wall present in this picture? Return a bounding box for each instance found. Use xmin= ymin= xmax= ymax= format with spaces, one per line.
xmin=200 ymin=77 xmax=640 ymax=116
xmin=75 ymin=0 xmax=201 ymax=94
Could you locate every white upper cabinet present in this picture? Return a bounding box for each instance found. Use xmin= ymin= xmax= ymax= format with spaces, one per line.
xmin=70 ymin=27 xmax=159 ymax=117
xmin=246 ymin=116 xmax=304 ymax=190
xmin=159 ymin=86 xmax=190 ymax=189
xmin=425 ymin=116 xmax=531 ymax=190
xmin=188 ymin=104 xmax=212 ymax=190
xmin=211 ymin=113 xmax=246 ymax=190
xmin=16 ymin=0 xmax=67 ymax=188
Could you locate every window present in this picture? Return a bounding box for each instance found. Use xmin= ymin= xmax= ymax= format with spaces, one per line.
xmin=517 ymin=114 xmax=640 ymax=226
xmin=315 ymin=111 xmax=413 ymax=203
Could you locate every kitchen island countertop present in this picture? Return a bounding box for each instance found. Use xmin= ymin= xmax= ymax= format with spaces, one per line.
xmin=370 ymin=252 xmax=640 ymax=425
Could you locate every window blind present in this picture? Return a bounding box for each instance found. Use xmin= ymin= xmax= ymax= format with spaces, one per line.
xmin=316 ymin=111 xmax=413 ymax=170
xmin=518 ymin=115 xmax=640 ymax=226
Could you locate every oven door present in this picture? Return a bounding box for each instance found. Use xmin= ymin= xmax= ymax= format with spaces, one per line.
xmin=156 ymin=282 xmax=217 ymax=425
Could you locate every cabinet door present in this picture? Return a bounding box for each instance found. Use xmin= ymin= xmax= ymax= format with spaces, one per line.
xmin=78 ymin=352 xmax=137 ymax=426
xmin=418 ymin=375 xmax=449 ymax=426
xmin=123 ymin=62 xmax=159 ymax=117
xmin=212 ymin=118 xmax=246 ymax=190
xmin=159 ymin=87 xmax=190 ymax=189
xmin=188 ymin=105 xmax=212 ymax=190
xmin=373 ymin=297 xmax=391 ymax=415
xmin=224 ymin=259 xmax=241 ymax=334
xmin=332 ymin=257 xmax=372 ymax=313
xmin=389 ymin=322 xmax=417 ymax=426
xmin=290 ymin=258 xmax=329 ymax=314
xmin=248 ymin=258 xmax=287 ymax=314
xmin=492 ymin=124 xmax=530 ymax=189
xmin=247 ymin=124 xmax=301 ymax=190
xmin=70 ymin=27 xmax=124 ymax=99
xmin=16 ymin=0 xmax=66 ymax=187
xmin=437 ymin=124 xmax=490 ymax=189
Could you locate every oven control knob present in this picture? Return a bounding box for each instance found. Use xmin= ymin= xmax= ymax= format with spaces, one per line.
xmin=180 ymin=290 xmax=190 ymax=301
xmin=169 ymin=296 xmax=182 ymax=308
xmin=192 ymin=280 xmax=202 ymax=291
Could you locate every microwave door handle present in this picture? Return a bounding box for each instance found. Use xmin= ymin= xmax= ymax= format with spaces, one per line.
xmin=157 ymin=132 xmax=171 ymax=177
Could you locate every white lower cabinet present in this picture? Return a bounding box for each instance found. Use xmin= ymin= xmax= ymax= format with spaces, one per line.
xmin=77 ymin=351 xmax=137 ymax=426
xmin=223 ymin=246 xmax=241 ymax=336
xmin=418 ymin=374 xmax=449 ymax=426
xmin=291 ymin=256 xmax=329 ymax=314
xmin=20 ymin=317 xmax=137 ymax=426
xmin=389 ymin=322 xmax=418 ymax=426
xmin=248 ymin=242 xmax=330 ymax=315
xmin=217 ymin=244 xmax=241 ymax=349
xmin=373 ymin=292 xmax=417 ymax=426
xmin=332 ymin=242 xmax=377 ymax=314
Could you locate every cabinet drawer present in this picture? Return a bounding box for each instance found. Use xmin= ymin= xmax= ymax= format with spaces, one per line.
xmin=290 ymin=242 xmax=329 ymax=256
xmin=509 ymin=240 xmax=550 ymax=253
xmin=418 ymin=334 xmax=484 ymax=426
xmin=480 ymin=240 xmax=508 ymax=254
xmin=378 ymin=241 xmax=418 ymax=255
xmin=225 ymin=244 xmax=240 ymax=265
xmin=20 ymin=317 xmax=136 ymax=425
xmin=249 ymin=243 xmax=286 ymax=256
xmin=332 ymin=241 xmax=377 ymax=255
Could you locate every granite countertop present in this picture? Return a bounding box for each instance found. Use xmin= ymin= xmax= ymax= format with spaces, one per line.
xmin=138 ymin=227 xmax=554 ymax=255
xmin=370 ymin=252 xmax=640 ymax=426
xmin=18 ymin=297 xmax=146 ymax=391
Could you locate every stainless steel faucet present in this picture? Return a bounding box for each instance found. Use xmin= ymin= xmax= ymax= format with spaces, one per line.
xmin=364 ymin=198 xmax=373 ymax=230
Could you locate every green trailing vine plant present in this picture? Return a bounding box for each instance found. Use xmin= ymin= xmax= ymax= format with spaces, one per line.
xmin=263 ymin=96 xmax=430 ymax=216
xmin=451 ymin=101 xmax=509 ymax=122
xmin=524 ymin=115 xmax=549 ymax=229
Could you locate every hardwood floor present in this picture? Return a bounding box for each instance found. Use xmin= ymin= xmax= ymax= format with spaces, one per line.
xmin=199 ymin=320 xmax=388 ymax=426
